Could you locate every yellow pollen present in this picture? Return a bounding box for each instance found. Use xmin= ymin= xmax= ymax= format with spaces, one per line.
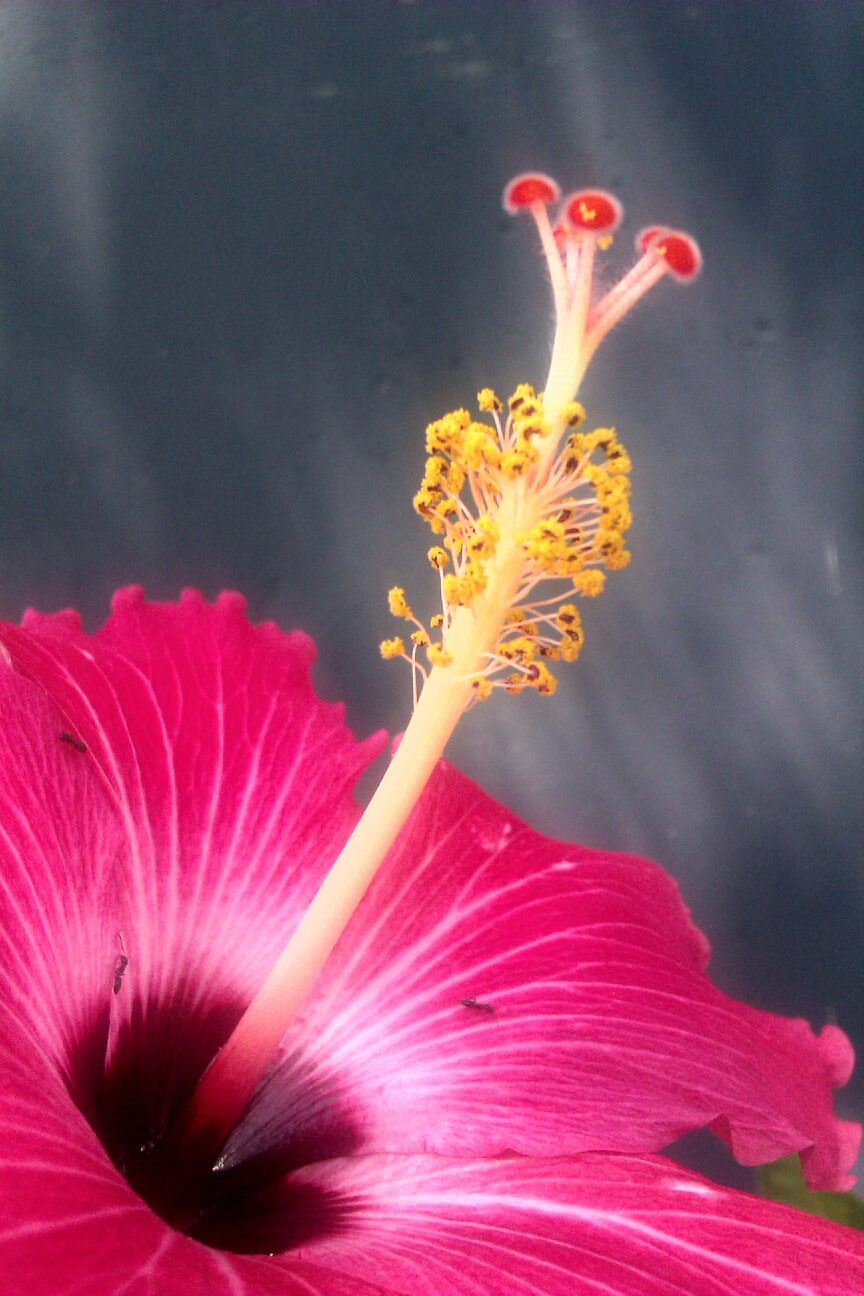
xmin=388 ymin=587 xmax=414 ymax=620
xmin=477 ymin=387 xmax=502 ymax=413
xmin=379 ymin=636 xmax=406 ymax=660
xmin=384 ymin=381 xmax=633 ymax=700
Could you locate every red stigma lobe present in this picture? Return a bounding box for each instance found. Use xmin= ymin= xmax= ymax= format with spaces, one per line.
xmin=564 ymin=189 xmax=623 ymax=234
xmin=644 ymin=229 xmax=702 ymax=281
xmin=503 ymin=173 xmax=560 ymax=213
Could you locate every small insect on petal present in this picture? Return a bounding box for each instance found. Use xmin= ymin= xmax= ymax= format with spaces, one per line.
xmin=460 ymin=997 xmax=495 ymax=1014
xmin=113 ymin=933 xmax=129 ymax=994
xmin=639 ymin=227 xmax=703 ymax=281
xmin=58 ymin=730 xmax=88 ymax=753
xmin=564 ymin=189 xmax=623 ymax=234
xmin=503 ymin=172 xmax=560 ymax=214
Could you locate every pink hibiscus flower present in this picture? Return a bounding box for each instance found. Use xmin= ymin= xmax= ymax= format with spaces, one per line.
xmin=2 ymin=174 xmax=862 ymax=1293
xmin=0 ymin=588 xmax=862 ymax=1294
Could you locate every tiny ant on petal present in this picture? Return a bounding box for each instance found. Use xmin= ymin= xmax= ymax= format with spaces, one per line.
xmin=59 ymin=731 xmax=88 ymax=753
xmin=460 ymin=997 xmax=494 ymax=1014
xmin=113 ymin=933 xmax=128 ymax=994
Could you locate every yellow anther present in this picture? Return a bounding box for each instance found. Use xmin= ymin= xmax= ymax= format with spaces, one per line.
xmin=508 ymin=382 xmax=537 ymax=413
xmin=446 ymin=462 xmax=466 ymax=493
xmin=500 ymin=449 xmax=533 ymax=479
xmin=430 ymin=613 xmax=445 ymax=629
xmin=586 ymin=426 xmax=617 ymax=452
xmin=526 ymin=662 xmax=557 ymax=695
xmin=477 ymin=387 xmax=502 ymax=413
xmin=498 ymin=636 xmax=537 ymax=665
xmin=443 ymin=573 xmax=462 ymax=606
xmin=594 ymin=525 xmax=621 ymax=550
xmin=427 ymin=643 xmax=454 ymax=668
xmin=522 ymin=519 xmax=567 ymax=568
xmin=423 ymin=456 xmax=448 ymax=487
xmin=427 ymin=546 xmax=449 ymax=569
xmin=605 ymin=444 xmax=632 ymax=475
xmin=560 ymin=631 xmax=585 ymax=662
xmin=472 ymin=677 xmax=494 ymax=700
xmin=380 ymin=636 xmax=406 ymax=660
xmin=514 ymin=416 xmax=546 ymax=446
xmin=413 ymin=487 xmax=441 ymax=525
xmin=463 ymin=424 xmax=502 ymax=471
xmin=477 ymin=515 xmax=500 ymax=543
xmin=604 ymin=504 xmax=633 ymax=534
xmin=573 ymin=569 xmax=606 ymax=596
xmin=559 ymin=549 xmax=586 ymax=576
xmin=459 ymin=565 xmax=488 ymax=601
xmin=582 ymin=461 xmax=608 ymax=488
xmin=605 ymin=548 xmax=632 ymax=570
xmin=388 ymin=587 xmax=414 ymax=620
xmin=563 ymin=402 xmax=586 ymax=428
xmin=556 ymin=603 xmax=582 ymax=629
xmin=426 ymin=409 xmax=470 ymax=456
xmin=466 ymin=515 xmax=499 ymax=561
xmin=565 ymin=430 xmax=588 ymax=455
xmin=411 ymin=629 xmax=430 ymax=647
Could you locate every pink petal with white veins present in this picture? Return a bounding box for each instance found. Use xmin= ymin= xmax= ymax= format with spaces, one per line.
xmin=259 ymin=1152 xmax=864 ymax=1296
xmin=0 ymin=589 xmax=386 ymax=1118
xmin=4 ymin=587 xmax=386 ymax=994
xmin=0 ymin=656 xmax=124 ymax=1091
xmin=0 ymin=654 xmax=382 ymax=1295
xmin=238 ymin=760 xmax=858 ymax=1191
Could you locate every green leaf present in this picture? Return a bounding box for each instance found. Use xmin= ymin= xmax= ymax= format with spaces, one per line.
xmin=758 ymin=1155 xmax=864 ymax=1231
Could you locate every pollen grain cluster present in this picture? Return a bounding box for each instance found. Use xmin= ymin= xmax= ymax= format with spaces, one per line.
xmin=381 ymin=384 xmax=633 ymax=701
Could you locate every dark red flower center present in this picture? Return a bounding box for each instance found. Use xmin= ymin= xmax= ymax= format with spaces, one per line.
xmin=66 ymin=983 xmax=354 ymax=1254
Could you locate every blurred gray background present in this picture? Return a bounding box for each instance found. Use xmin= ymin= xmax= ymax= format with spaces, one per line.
xmin=0 ymin=2 xmax=862 ymax=1181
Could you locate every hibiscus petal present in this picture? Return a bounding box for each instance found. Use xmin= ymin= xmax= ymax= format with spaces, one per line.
xmin=251 ymin=1152 xmax=864 ymax=1296
xmin=0 ymin=589 xmax=389 ymax=1175
xmin=0 ymin=651 xmax=386 ymax=1295
xmin=242 ymin=760 xmax=858 ymax=1190
xmin=0 ymin=657 xmax=125 ymax=1091
xmin=0 ymin=588 xmax=385 ymax=1080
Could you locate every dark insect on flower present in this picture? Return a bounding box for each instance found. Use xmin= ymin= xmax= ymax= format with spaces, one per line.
xmin=460 ymin=997 xmax=494 ymax=1013
xmin=58 ymin=730 xmax=88 ymax=753
xmin=113 ymin=934 xmax=128 ymax=995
